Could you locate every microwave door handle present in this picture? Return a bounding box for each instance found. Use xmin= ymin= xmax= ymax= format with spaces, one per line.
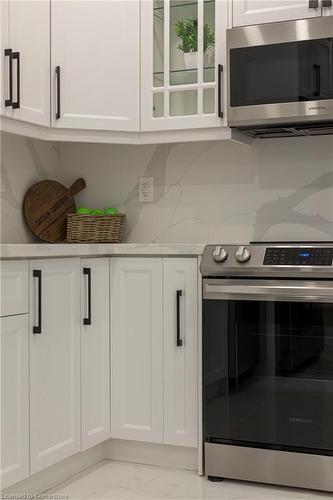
xmin=313 ymin=64 xmax=321 ymax=97
xmin=204 ymin=284 xmax=333 ymax=303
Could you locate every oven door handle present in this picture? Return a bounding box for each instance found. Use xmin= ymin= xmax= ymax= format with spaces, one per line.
xmin=204 ymin=284 xmax=333 ymax=303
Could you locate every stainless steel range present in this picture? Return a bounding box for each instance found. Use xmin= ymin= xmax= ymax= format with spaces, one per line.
xmin=200 ymin=243 xmax=333 ymax=492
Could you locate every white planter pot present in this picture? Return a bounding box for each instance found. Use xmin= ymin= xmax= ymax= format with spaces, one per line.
xmin=183 ymin=52 xmax=210 ymax=70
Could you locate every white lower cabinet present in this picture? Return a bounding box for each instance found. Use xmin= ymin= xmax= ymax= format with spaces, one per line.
xmin=110 ymin=258 xmax=164 ymax=443
xmin=1 ymin=254 xmax=198 ymax=489
xmin=110 ymin=257 xmax=198 ymax=447
xmin=29 ymin=259 xmax=81 ymax=474
xmin=0 ymin=315 xmax=29 ymax=489
xmin=163 ymin=259 xmax=198 ymax=447
xmin=81 ymin=259 xmax=110 ymax=450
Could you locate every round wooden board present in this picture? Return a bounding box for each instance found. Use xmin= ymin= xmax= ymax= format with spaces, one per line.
xmin=23 ymin=178 xmax=86 ymax=242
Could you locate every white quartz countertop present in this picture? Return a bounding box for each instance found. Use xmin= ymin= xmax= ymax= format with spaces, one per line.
xmin=0 ymin=243 xmax=205 ymax=259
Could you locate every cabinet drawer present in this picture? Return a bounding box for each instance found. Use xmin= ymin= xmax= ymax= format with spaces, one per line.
xmin=0 ymin=261 xmax=29 ymax=317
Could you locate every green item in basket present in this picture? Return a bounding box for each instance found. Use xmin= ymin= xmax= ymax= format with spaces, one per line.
xmin=91 ymin=209 xmax=105 ymax=215
xmin=76 ymin=207 xmax=91 ymax=215
xmin=105 ymin=207 xmax=118 ymax=215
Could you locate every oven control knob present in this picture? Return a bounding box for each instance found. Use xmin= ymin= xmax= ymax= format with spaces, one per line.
xmin=212 ymin=246 xmax=228 ymax=263
xmin=235 ymin=245 xmax=251 ymax=263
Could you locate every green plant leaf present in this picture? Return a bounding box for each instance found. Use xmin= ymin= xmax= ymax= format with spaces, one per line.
xmin=174 ymin=16 xmax=214 ymax=54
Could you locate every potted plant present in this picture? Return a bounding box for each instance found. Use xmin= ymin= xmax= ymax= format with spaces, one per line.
xmin=175 ymin=18 xmax=215 ymax=70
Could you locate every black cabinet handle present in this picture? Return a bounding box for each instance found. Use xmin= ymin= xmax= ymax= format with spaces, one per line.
xmin=55 ymin=66 xmax=61 ymax=120
xmin=309 ymin=0 xmax=319 ymax=7
xmin=218 ymin=64 xmax=224 ymax=118
xmin=33 ymin=270 xmax=42 ymax=334
xmin=4 ymin=48 xmax=13 ymax=107
xmin=313 ymin=64 xmax=321 ymax=97
xmin=176 ymin=290 xmax=183 ymax=347
xmin=12 ymin=51 xmax=20 ymax=109
xmin=322 ymin=0 xmax=332 ymax=6
xmin=83 ymin=268 xmax=92 ymax=325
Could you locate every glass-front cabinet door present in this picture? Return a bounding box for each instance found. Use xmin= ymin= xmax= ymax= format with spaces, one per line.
xmin=141 ymin=0 xmax=228 ymax=131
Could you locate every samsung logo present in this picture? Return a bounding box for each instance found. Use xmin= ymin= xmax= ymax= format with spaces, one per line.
xmin=308 ymin=106 xmax=326 ymax=111
xmin=289 ymin=417 xmax=312 ymax=424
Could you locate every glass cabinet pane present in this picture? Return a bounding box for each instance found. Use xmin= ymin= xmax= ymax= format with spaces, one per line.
xmin=153 ymin=93 xmax=164 ymax=117
xmin=203 ymin=87 xmax=215 ymax=113
xmin=153 ymin=0 xmax=164 ymax=87
xmin=170 ymin=90 xmax=198 ymax=116
xmin=170 ymin=0 xmax=198 ymax=86
xmin=203 ymin=0 xmax=215 ymax=83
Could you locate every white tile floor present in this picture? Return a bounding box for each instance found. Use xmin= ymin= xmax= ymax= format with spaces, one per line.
xmin=49 ymin=461 xmax=332 ymax=500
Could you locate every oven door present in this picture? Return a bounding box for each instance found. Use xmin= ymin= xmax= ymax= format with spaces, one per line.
xmin=227 ymin=17 xmax=333 ymax=127
xmin=203 ymin=279 xmax=333 ymax=455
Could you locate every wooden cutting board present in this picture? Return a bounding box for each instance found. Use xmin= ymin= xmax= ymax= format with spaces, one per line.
xmin=23 ymin=178 xmax=86 ymax=242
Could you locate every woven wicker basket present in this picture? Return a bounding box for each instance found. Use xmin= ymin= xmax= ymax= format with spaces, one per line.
xmin=67 ymin=213 xmax=125 ymax=243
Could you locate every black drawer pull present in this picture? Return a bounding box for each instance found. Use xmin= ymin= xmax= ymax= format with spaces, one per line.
xmin=4 ymin=48 xmax=13 ymax=107
xmin=322 ymin=0 xmax=332 ymax=6
xmin=33 ymin=270 xmax=42 ymax=334
xmin=12 ymin=51 xmax=20 ymax=109
xmin=309 ymin=0 xmax=319 ymax=7
xmin=83 ymin=268 xmax=92 ymax=325
xmin=176 ymin=290 xmax=183 ymax=347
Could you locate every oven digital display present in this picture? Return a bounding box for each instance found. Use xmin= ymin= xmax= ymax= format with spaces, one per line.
xmin=264 ymin=248 xmax=333 ymax=266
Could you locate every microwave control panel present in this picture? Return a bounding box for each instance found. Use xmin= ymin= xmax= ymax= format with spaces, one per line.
xmin=263 ymin=247 xmax=333 ymax=266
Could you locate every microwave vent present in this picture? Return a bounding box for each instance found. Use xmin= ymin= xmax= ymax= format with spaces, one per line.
xmin=237 ymin=121 xmax=333 ymax=139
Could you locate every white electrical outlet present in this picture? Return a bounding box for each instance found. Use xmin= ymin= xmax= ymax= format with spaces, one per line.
xmin=139 ymin=177 xmax=154 ymax=202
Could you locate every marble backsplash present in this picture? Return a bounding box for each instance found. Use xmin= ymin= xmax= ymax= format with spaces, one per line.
xmin=1 ymin=131 xmax=333 ymax=244
xmin=1 ymin=133 xmax=61 ymax=243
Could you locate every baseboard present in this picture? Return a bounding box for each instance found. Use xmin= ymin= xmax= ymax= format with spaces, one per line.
xmin=2 ymin=442 xmax=106 ymax=495
xmin=3 ymin=439 xmax=198 ymax=495
xmin=105 ymin=439 xmax=198 ymax=471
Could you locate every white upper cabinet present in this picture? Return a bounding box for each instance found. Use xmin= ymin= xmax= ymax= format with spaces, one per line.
xmin=322 ymin=0 xmax=333 ymax=15
xmin=141 ymin=0 xmax=228 ymax=131
xmin=81 ymin=259 xmax=110 ymax=451
xmin=30 ymin=259 xmax=81 ymax=474
xmin=233 ymin=0 xmax=322 ymax=27
xmin=1 ymin=0 xmax=50 ymax=126
xmin=163 ymin=258 xmax=198 ymax=447
xmin=1 ymin=0 xmax=10 ymax=117
xmin=51 ymin=0 xmax=140 ymax=131
xmin=110 ymin=258 xmax=164 ymax=444
xmin=1 ymin=315 xmax=29 ymax=489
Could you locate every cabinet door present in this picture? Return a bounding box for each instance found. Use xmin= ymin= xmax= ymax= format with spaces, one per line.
xmin=8 ymin=0 xmax=50 ymax=125
xmin=233 ymin=0 xmax=321 ymax=27
xmin=1 ymin=0 xmax=11 ymax=117
xmin=163 ymin=258 xmax=198 ymax=447
xmin=81 ymin=259 xmax=110 ymax=451
xmin=0 ymin=315 xmax=29 ymax=489
xmin=30 ymin=259 xmax=80 ymax=474
xmin=51 ymin=0 xmax=140 ymax=131
xmin=142 ymin=0 xmax=228 ymax=131
xmin=110 ymin=258 xmax=163 ymax=443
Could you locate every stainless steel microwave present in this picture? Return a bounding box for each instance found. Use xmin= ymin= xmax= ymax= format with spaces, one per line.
xmin=227 ymin=17 xmax=333 ymax=138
